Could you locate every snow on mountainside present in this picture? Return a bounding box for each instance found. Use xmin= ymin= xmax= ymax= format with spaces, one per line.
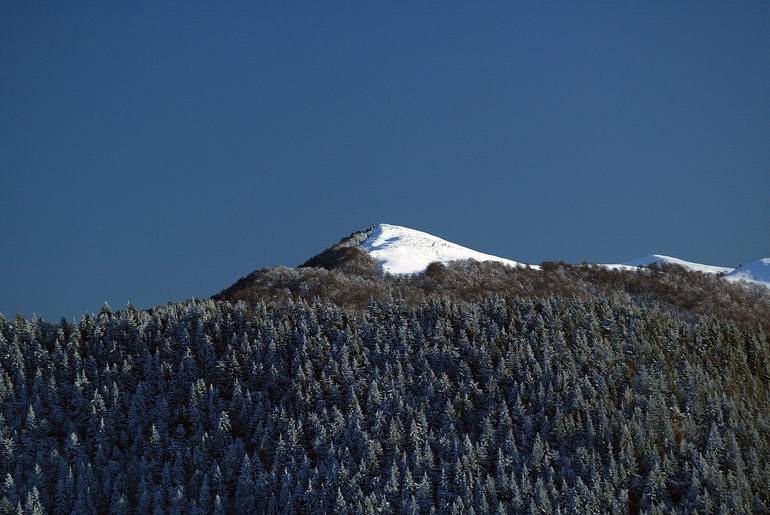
xmin=359 ymin=224 xmax=536 ymax=274
xmin=725 ymin=258 xmax=770 ymax=288
xmin=624 ymin=254 xmax=734 ymax=275
xmin=306 ymin=224 xmax=767 ymax=290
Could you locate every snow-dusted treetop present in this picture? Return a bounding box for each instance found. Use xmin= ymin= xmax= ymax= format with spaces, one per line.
xmin=358 ymin=224 xmax=535 ymax=275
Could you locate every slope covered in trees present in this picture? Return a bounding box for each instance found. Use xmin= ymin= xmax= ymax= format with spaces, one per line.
xmin=217 ymin=260 xmax=770 ymax=334
xmin=1 ymin=286 xmax=768 ymax=513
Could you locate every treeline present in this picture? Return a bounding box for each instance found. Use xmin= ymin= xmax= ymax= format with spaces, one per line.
xmin=0 ymin=294 xmax=768 ymax=513
xmin=216 ymin=259 xmax=770 ymax=334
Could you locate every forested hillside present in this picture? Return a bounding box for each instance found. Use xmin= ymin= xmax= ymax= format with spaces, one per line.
xmin=217 ymin=260 xmax=770 ymax=334
xmin=1 ymin=276 xmax=768 ymax=512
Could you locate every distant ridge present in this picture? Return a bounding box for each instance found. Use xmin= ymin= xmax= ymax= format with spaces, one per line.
xmin=298 ymin=223 xmax=768 ymax=288
xmin=725 ymin=258 xmax=770 ymax=287
xmin=624 ymin=254 xmax=733 ymax=275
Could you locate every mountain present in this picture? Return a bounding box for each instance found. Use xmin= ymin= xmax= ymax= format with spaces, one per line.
xmin=218 ymin=224 xmax=770 ymax=332
xmin=623 ymin=254 xmax=734 ymax=275
xmin=301 ymin=223 xmax=536 ymax=274
xmin=5 ymin=224 xmax=770 ymax=514
xmin=301 ymin=224 xmax=768 ymax=289
xmin=725 ymin=257 xmax=770 ymax=287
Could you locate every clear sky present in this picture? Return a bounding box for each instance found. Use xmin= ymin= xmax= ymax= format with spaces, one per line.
xmin=2 ymin=1 xmax=769 ymax=320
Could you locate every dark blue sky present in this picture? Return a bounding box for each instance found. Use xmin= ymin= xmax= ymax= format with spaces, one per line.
xmin=2 ymin=2 xmax=769 ymax=320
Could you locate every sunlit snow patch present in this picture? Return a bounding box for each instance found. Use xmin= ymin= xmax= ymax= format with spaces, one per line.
xmin=359 ymin=224 xmax=536 ymax=275
xmin=725 ymin=258 xmax=770 ymax=288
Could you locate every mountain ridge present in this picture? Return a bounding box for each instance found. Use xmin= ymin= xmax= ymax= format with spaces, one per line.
xmin=624 ymin=254 xmax=733 ymax=274
xmin=725 ymin=257 xmax=770 ymax=287
xmin=298 ymin=223 xmax=769 ymax=288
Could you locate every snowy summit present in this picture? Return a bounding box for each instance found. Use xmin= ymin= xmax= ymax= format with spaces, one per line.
xmin=624 ymin=254 xmax=733 ymax=275
xmin=724 ymin=258 xmax=770 ymax=287
xmin=621 ymin=255 xmax=770 ymax=288
xmin=358 ymin=224 xmax=533 ymax=275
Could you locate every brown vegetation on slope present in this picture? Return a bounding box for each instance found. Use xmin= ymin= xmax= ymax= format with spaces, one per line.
xmin=214 ymin=260 xmax=770 ymax=334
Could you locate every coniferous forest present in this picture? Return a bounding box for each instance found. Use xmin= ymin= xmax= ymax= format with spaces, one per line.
xmin=1 ymin=262 xmax=769 ymax=513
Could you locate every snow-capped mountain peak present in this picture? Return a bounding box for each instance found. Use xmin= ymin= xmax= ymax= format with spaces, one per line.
xmin=358 ymin=224 xmax=533 ymax=275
